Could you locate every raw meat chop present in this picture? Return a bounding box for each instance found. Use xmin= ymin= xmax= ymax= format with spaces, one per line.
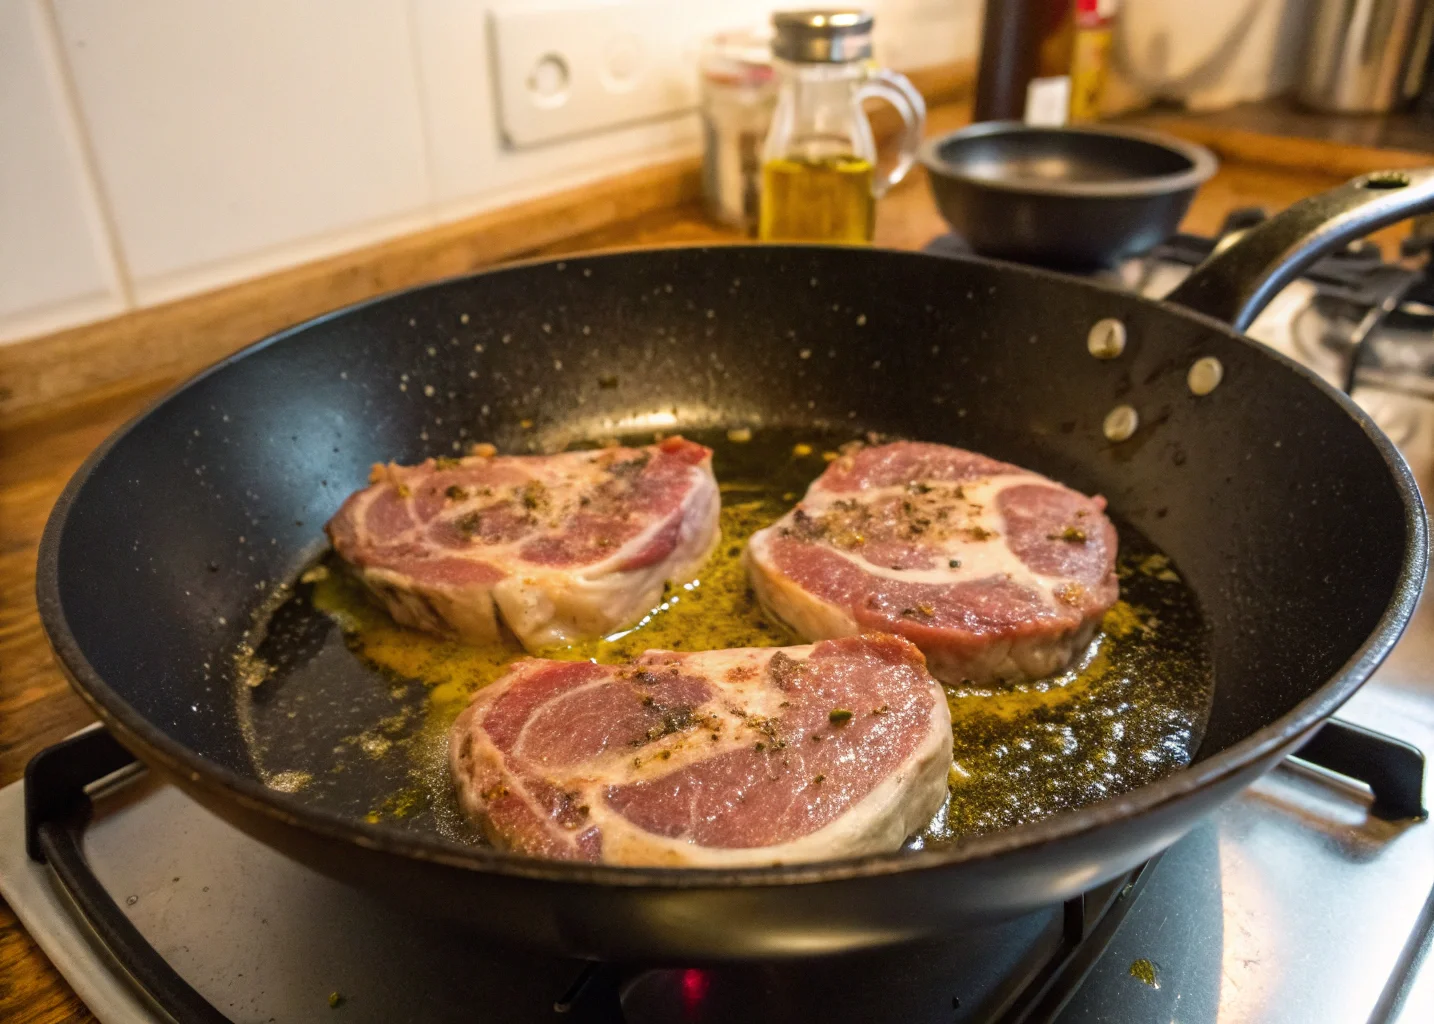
xmin=448 ymin=634 xmax=953 ymax=866
xmin=745 ymin=442 xmax=1118 ymax=685
xmin=326 ymin=438 xmax=719 ymax=651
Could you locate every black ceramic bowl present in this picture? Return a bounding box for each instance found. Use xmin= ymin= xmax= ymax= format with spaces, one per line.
xmin=919 ymin=122 xmax=1218 ymax=269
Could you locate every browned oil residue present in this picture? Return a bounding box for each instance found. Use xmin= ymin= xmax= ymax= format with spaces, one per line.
xmin=1128 ymin=958 xmax=1161 ymax=989
xmin=924 ymin=539 xmax=1212 ymax=843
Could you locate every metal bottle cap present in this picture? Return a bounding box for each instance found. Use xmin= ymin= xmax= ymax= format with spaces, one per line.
xmin=771 ymin=9 xmax=874 ymax=63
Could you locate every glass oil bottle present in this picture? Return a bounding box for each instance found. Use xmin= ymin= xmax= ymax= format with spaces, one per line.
xmin=758 ymin=10 xmax=925 ymax=244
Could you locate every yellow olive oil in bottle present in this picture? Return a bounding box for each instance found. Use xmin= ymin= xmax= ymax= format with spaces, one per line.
xmin=760 ymin=154 xmax=876 ymax=243
xmin=757 ymin=10 xmax=925 ymax=245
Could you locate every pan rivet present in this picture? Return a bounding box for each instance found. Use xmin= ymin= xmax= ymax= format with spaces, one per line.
xmin=1104 ymin=404 xmax=1139 ymax=442
xmin=1087 ymin=319 xmax=1126 ymax=359
xmin=1188 ymin=356 xmax=1224 ymax=396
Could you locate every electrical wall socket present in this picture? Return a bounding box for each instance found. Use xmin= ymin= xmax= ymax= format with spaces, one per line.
xmin=489 ymin=0 xmax=699 ymax=149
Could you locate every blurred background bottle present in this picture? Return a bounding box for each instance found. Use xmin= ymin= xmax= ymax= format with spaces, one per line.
xmin=1069 ymin=0 xmax=1119 ymax=122
xmin=973 ymin=0 xmax=1073 ymax=124
xmin=974 ymin=0 xmax=1118 ymax=125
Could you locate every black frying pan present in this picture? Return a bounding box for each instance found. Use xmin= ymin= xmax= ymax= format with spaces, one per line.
xmin=36 ymin=169 xmax=1431 ymax=963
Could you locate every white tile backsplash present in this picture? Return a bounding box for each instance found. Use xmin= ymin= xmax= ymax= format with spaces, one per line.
xmin=0 ymin=0 xmax=125 ymax=343
xmin=50 ymin=0 xmax=432 ymax=302
xmin=3 ymin=0 xmax=981 ymax=346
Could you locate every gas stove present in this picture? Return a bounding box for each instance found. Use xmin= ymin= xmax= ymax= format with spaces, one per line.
xmin=927 ymin=208 xmax=1434 ymax=454
xmin=3 ymin=221 xmax=1432 ymax=1024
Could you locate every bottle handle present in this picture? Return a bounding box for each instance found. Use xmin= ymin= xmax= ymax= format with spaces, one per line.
xmin=857 ymin=68 xmax=927 ymax=198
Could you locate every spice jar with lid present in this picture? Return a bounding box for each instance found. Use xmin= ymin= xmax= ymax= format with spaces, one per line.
xmin=700 ymin=30 xmax=778 ymax=235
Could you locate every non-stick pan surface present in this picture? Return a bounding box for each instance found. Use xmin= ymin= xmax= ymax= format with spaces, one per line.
xmin=37 ymin=179 xmax=1429 ymax=960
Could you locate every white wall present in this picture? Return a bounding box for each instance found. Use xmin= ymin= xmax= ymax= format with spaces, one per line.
xmin=1105 ymin=0 xmax=1313 ymax=114
xmin=0 ymin=0 xmax=978 ymax=345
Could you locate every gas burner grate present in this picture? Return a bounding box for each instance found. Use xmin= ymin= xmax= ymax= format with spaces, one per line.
xmin=926 ymin=209 xmax=1434 ymax=414
xmin=22 ymin=723 xmax=1425 ymax=1023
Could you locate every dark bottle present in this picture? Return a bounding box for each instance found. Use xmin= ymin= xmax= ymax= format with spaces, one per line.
xmin=973 ymin=0 xmax=1075 ymax=124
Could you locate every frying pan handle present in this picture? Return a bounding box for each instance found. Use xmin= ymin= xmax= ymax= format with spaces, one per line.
xmin=1165 ymin=168 xmax=1434 ymax=331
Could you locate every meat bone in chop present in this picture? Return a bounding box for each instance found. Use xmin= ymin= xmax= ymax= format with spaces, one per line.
xmin=449 ymin=634 xmax=953 ymax=866
xmin=746 ymin=442 xmax=1118 ymax=685
xmin=326 ymin=437 xmax=719 ymax=651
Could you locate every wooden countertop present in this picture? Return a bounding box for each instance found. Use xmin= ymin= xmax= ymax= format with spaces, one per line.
xmin=1130 ymin=96 xmax=1434 ymax=178
xmin=0 ymin=98 xmax=1423 ymax=1021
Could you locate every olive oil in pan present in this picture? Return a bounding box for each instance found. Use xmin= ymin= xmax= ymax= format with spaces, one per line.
xmin=919 ymin=539 xmax=1213 ymax=844
xmin=234 ymin=428 xmax=1214 ymax=849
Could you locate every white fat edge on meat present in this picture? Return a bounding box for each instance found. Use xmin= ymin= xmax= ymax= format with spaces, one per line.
xmin=467 ymin=647 xmax=786 ymax=859
xmin=797 ymin=472 xmax=1083 ymax=612
xmin=480 ymin=645 xmax=951 ymax=867
xmin=584 ymin=649 xmax=950 ymax=867
xmin=357 ymin=562 xmax=505 ymax=643
xmin=360 ymin=448 xmax=719 ymax=650
xmin=590 ymin=701 xmax=949 ymax=867
xmin=453 ymin=660 xmax=611 ymax=850
xmin=495 ymin=461 xmax=720 ymax=648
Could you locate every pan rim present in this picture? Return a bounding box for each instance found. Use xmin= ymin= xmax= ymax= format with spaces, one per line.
xmin=918 ymin=121 xmax=1220 ymax=200
xmin=34 ymin=244 xmax=1428 ymax=890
